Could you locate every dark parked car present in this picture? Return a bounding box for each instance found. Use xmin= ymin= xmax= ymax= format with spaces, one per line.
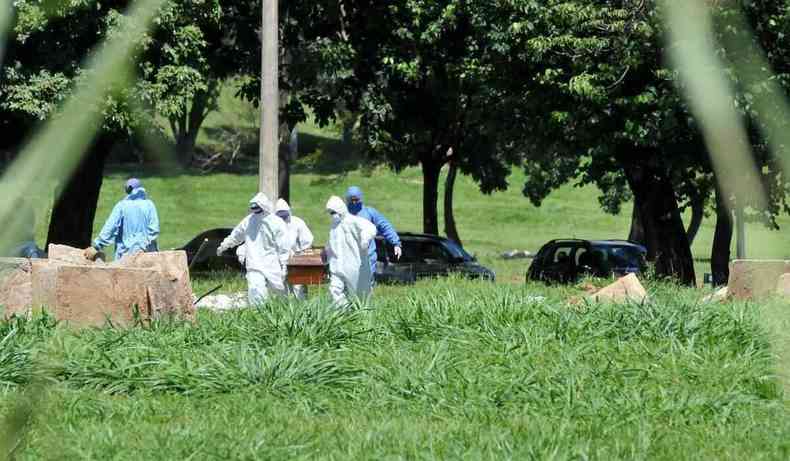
xmin=178 ymin=228 xmax=243 ymax=271
xmin=527 ymin=239 xmax=647 ymax=284
xmin=179 ymin=228 xmax=495 ymax=284
xmin=375 ymin=232 xmax=495 ymax=284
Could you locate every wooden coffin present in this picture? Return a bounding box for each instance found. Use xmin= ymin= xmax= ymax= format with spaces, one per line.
xmin=287 ymin=248 xmax=327 ymax=285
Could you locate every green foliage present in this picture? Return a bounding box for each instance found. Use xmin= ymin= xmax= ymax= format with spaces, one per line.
xmin=1 ymin=0 xmax=231 ymax=156
xmin=491 ymin=0 xmax=789 ymax=223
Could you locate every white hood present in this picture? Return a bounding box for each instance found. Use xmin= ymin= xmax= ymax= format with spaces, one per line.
xmin=275 ymin=198 xmax=291 ymax=213
xmin=326 ymin=196 xmax=348 ymax=218
xmin=249 ymin=192 xmax=273 ymax=214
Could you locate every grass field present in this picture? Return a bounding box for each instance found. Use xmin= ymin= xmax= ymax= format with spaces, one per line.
xmin=2 ymin=281 xmax=790 ymax=459
xmin=5 ymin=90 xmax=790 ymax=459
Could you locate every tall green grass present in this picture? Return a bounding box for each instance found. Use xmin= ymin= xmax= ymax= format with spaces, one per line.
xmin=1 ymin=281 xmax=789 ymax=459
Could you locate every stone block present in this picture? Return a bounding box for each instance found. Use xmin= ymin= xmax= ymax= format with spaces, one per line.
xmin=50 ymin=265 xmax=161 ymax=327
xmin=728 ymin=260 xmax=790 ymax=300
xmin=588 ymin=273 xmax=647 ymax=304
xmin=2 ymin=250 xmax=195 ymax=326
xmin=0 ymin=258 xmax=33 ymax=317
xmin=113 ymin=251 xmax=195 ymax=320
xmin=31 ymin=259 xmax=58 ymax=312
xmin=47 ymin=244 xmax=105 ymax=265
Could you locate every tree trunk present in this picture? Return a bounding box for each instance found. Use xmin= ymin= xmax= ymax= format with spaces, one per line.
xmin=686 ymin=194 xmax=705 ymax=247
xmin=46 ymin=136 xmax=111 ymax=249
xmin=628 ymin=204 xmax=646 ymax=247
xmin=619 ymin=153 xmax=695 ymax=285
xmin=422 ymin=159 xmax=442 ymax=235
xmin=172 ymin=82 xmax=216 ymax=166
xmin=175 ymin=129 xmax=199 ymax=166
xmin=443 ymin=160 xmax=461 ymax=245
xmin=711 ymin=187 xmax=733 ymax=286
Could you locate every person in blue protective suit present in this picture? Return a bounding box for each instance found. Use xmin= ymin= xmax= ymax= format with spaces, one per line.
xmin=344 ymin=186 xmax=402 ymax=280
xmin=84 ymin=178 xmax=160 ymax=261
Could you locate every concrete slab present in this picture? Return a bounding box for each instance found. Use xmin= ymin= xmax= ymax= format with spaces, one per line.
xmin=728 ymin=260 xmax=790 ymax=300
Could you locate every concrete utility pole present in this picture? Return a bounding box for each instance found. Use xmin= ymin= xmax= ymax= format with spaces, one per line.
xmin=259 ymin=0 xmax=278 ymax=199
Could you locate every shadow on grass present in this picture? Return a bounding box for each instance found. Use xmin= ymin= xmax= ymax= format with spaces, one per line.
xmin=5 ymin=123 xmax=367 ymax=181
xmin=196 ymin=124 xmax=364 ymax=177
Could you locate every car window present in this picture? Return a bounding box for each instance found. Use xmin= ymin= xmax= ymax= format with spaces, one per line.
xmin=398 ymin=241 xmax=421 ymax=264
xmin=604 ymin=246 xmax=644 ymax=267
xmin=575 ymin=248 xmax=589 ymax=265
xmin=443 ymin=239 xmax=473 ymax=261
xmin=420 ymin=241 xmax=451 ymax=263
xmin=550 ymin=246 xmax=574 ymax=264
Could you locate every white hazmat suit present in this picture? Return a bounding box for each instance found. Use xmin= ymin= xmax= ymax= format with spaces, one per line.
xmin=275 ymin=199 xmax=314 ymax=254
xmin=275 ymin=198 xmax=314 ymax=299
xmin=324 ymin=196 xmax=377 ymax=306
xmin=236 ymin=199 xmax=314 ymax=266
xmin=217 ymin=193 xmax=290 ymax=305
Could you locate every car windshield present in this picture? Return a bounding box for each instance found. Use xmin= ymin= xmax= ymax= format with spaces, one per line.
xmin=601 ymin=245 xmax=644 ymax=267
xmin=443 ymin=239 xmax=474 ymax=261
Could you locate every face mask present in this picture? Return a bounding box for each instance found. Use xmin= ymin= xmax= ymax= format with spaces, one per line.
xmin=276 ymin=211 xmax=291 ymax=222
xmin=348 ymin=202 xmax=363 ymax=215
xmin=331 ymin=213 xmax=342 ymax=225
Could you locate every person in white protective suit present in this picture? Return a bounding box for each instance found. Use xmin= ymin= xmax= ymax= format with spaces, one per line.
xmin=236 ymin=198 xmax=315 ymax=297
xmin=216 ymin=193 xmax=290 ymax=305
xmin=324 ymin=196 xmax=377 ymax=307
xmin=275 ymin=198 xmax=314 ymax=298
xmin=274 ymin=199 xmax=314 ymax=253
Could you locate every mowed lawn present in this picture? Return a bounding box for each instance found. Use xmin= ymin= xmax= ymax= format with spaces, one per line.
xmin=33 ymin=143 xmax=790 ymax=287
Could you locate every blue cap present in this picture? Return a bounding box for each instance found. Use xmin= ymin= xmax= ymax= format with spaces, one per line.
xmin=345 ymin=186 xmax=363 ymax=201
xmin=126 ymin=178 xmax=142 ymax=191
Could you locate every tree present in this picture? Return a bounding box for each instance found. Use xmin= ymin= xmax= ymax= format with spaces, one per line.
xmin=487 ymin=1 xmax=699 ymax=284
xmin=282 ymin=0 xmax=520 ymax=236
xmin=135 ymin=0 xmax=235 ymax=165
xmin=2 ymin=1 xmax=231 ymax=246
xmin=3 ymin=1 xmax=157 ymax=248
xmin=487 ymin=0 xmax=790 ymax=285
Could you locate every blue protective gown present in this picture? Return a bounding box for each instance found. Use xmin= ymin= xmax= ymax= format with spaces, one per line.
xmin=353 ymin=206 xmax=401 ymax=275
xmin=93 ymin=187 xmax=160 ymax=260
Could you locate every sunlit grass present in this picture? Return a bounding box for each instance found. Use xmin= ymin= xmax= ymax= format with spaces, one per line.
xmin=662 ymin=0 xmax=790 ymax=393
xmin=1 ymin=281 xmax=789 ymax=458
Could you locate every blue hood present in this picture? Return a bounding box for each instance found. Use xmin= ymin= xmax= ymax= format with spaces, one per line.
xmin=345 ymin=186 xmax=363 ymax=201
xmin=127 ymin=187 xmax=147 ymax=200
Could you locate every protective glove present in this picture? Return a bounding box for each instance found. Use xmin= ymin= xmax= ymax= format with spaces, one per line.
xmin=216 ymin=245 xmax=227 ymax=257
xmin=393 ymin=246 xmax=402 ymax=260
xmin=83 ymin=246 xmax=99 ymax=261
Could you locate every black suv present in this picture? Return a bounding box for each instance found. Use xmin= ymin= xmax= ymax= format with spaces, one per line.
xmin=179 ymin=229 xmax=495 ymax=284
xmin=527 ymin=239 xmax=647 ymax=284
xmin=375 ymin=232 xmax=495 ymax=284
